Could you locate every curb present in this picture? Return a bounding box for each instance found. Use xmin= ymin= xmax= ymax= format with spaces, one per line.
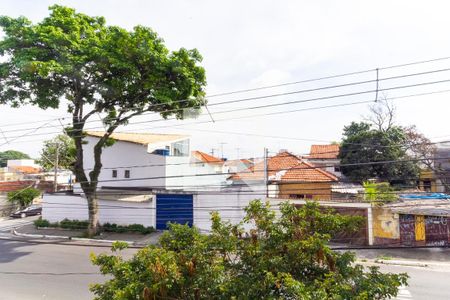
xmin=374 ymin=259 xmax=429 ymax=267
xmin=13 ymin=229 xmax=134 ymax=245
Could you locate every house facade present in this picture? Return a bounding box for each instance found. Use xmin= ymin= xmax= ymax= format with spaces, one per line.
xmin=304 ymin=144 xmax=342 ymax=178
xmin=230 ymin=151 xmax=338 ymax=200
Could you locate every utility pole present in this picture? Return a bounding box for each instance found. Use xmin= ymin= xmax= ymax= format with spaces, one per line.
xmin=219 ymin=142 xmax=227 ymax=159
xmin=53 ymin=143 xmax=59 ymax=193
xmin=264 ymin=148 xmax=268 ymax=198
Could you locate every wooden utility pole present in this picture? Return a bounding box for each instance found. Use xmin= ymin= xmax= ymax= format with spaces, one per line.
xmin=53 ymin=143 xmax=59 ymax=192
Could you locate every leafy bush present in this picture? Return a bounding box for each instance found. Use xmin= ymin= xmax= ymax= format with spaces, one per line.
xmin=34 ymin=218 xmax=155 ymax=234
xmin=34 ymin=217 xmax=50 ymax=228
xmin=59 ymin=219 xmax=89 ymax=230
xmin=91 ymin=200 xmax=408 ymax=299
xmin=102 ymin=223 xmax=155 ymax=234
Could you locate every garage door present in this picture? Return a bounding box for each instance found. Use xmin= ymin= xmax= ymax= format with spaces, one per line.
xmin=425 ymin=216 xmax=448 ymax=246
xmin=399 ymin=214 xmax=415 ymax=246
xmin=156 ymin=194 xmax=193 ymax=230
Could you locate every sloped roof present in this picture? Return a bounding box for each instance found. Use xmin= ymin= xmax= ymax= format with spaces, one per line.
xmin=230 ymin=151 xmax=336 ymax=182
xmin=191 ymin=151 xmax=223 ymax=164
xmin=308 ymin=144 xmax=340 ymax=159
xmin=86 ymin=131 xmax=188 ymax=145
xmin=9 ymin=166 xmax=42 ymax=174
xmin=275 ymin=160 xmax=338 ymax=182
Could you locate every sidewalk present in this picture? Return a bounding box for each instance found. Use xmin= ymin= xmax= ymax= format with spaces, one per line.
xmin=14 ymin=223 xmax=163 ymax=246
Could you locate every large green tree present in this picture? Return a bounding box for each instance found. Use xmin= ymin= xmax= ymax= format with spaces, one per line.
xmin=0 ymin=6 xmax=206 ymax=236
xmin=0 ymin=150 xmax=30 ymax=167
xmin=38 ymin=134 xmax=76 ymax=171
xmin=339 ymin=121 xmax=419 ymax=185
xmin=91 ymin=200 xmax=407 ymax=299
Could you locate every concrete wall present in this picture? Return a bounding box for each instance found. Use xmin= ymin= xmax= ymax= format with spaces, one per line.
xmin=277 ymin=182 xmax=332 ymax=200
xmin=83 ymin=137 xmax=166 ymax=188
xmin=372 ymin=206 xmax=400 ymax=244
xmin=43 ymin=194 xmax=155 ymax=227
xmin=193 ymin=189 xmax=268 ymax=232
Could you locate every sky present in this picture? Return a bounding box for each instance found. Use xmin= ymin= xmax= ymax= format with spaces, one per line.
xmin=1 ymin=0 xmax=450 ymax=159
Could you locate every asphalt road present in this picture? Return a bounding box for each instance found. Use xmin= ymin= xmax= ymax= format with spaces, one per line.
xmin=0 ymin=238 xmax=137 ymax=300
xmin=1 ymin=217 xmax=450 ymax=300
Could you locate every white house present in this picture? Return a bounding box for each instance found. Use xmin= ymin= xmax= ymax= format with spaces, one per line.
xmin=44 ymin=131 xmax=258 ymax=231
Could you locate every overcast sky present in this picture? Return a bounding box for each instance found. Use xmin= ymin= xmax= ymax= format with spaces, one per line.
xmin=1 ymin=0 xmax=450 ymax=159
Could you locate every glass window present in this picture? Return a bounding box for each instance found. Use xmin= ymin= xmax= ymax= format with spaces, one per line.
xmin=112 ymin=170 xmax=117 ymax=178
xmin=172 ymin=139 xmax=190 ymax=156
xmin=124 ymin=170 xmax=130 ymax=178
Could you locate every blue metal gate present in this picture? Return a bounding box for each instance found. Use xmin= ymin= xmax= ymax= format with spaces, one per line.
xmin=156 ymin=194 xmax=193 ymax=230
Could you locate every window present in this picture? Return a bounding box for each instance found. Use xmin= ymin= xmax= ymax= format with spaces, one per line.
xmin=423 ymin=180 xmax=432 ymax=192
xmin=124 ymin=170 xmax=130 ymax=178
xmin=171 ymin=139 xmax=190 ymax=156
xmin=334 ymin=166 xmax=341 ymax=172
xmin=112 ymin=170 xmax=117 ymax=178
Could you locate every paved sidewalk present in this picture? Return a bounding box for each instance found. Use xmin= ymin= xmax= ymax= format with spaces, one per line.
xmin=15 ymin=223 xmax=162 ymax=246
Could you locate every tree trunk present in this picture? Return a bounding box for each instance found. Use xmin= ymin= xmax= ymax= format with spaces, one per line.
xmin=86 ymin=192 xmax=99 ymax=237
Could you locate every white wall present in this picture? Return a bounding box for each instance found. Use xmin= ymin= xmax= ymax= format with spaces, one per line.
xmin=193 ymin=188 xmax=268 ymax=232
xmin=166 ymin=156 xmax=229 ymax=190
xmin=83 ymin=137 xmax=166 ymax=188
xmin=43 ymin=194 xmax=155 ymax=227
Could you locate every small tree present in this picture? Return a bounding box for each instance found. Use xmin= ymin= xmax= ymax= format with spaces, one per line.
xmin=91 ymin=200 xmax=407 ymax=299
xmin=38 ymin=134 xmax=76 ymax=171
xmin=0 ymin=150 xmax=30 ymax=167
xmin=7 ymin=188 xmax=41 ymax=208
xmin=363 ymin=181 xmax=398 ymax=205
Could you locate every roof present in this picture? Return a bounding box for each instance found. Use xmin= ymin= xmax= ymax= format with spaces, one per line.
xmin=274 ymin=160 xmax=338 ymax=182
xmin=191 ymin=151 xmax=223 ymax=164
xmin=308 ymin=144 xmax=340 ymax=159
xmin=400 ymin=193 xmax=450 ymax=200
xmin=387 ymin=199 xmax=450 ymax=217
xmin=9 ymin=166 xmax=42 ymax=174
xmin=86 ymin=131 xmax=188 ymax=145
xmin=230 ymin=151 xmax=337 ymax=182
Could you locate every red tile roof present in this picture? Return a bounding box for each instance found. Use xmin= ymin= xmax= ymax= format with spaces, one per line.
xmin=191 ymin=151 xmax=224 ymax=164
xmin=9 ymin=166 xmax=42 ymax=174
xmin=276 ymin=160 xmax=338 ymax=182
xmin=230 ymin=151 xmax=336 ymax=182
xmin=308 ymin=144 xmax=340 ymax=159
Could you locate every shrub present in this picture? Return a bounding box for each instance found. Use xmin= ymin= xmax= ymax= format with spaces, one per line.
xmin=34 ymin=217 xmax=51 ymax=228
xmin=59 ymin=219 xmax=89 ymax=230
xmin=102 ymin=223 xmax=155 ymax=234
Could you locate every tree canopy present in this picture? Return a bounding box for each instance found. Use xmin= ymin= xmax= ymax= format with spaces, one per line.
xmin=339 ymin=121 xmax=419 ymax=185
xmin=91 ymin=200 xmax=407 ymax=299
xmin=0 ymin=5 xmax=207 ymax=235
xmin=8 ymin=187 xmax=41 ymax=208
xmin=0 ymin=150 xmax=30 ymax=167
xmin=38 ymin=134 xmax=76 ymax=171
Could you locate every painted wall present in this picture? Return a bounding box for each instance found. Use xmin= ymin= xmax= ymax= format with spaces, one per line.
xmin=372 ymin=207 xmax=400 ymax=242
xmin=83 ymin=137 xmax=167 ymax=188
xmin=43 ymin=194 xmax=155 ymax=227
xmin=277 ymin=182 xmax=332 ymax=200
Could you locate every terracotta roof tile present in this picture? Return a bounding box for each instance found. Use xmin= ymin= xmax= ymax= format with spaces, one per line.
xmin=308 ymin=144 xmax=340 ymax=159
xmin=230 ymin=151 xmax=336 ymax=182
xmin=9 ymin=166 xmax=42 ymax=174
xmin=191 ymin=151 xmax=223 ymax=164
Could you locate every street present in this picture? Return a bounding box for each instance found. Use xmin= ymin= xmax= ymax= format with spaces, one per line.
xmin=0 ymin=234 xmax=449 ymax=300
xmin=0 ymin=238 xmax=137 ymax=300
xmin=0 ymin=216 xmax=38 ymax=233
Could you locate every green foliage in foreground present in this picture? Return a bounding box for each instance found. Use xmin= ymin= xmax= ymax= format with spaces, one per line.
xmin=7 ymin=188 xmax=41 ymax=208
xmin=34 ymin=218 xmax=155 ymax=234
xmin=90 ymin=200 xmax=408 ymax=299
